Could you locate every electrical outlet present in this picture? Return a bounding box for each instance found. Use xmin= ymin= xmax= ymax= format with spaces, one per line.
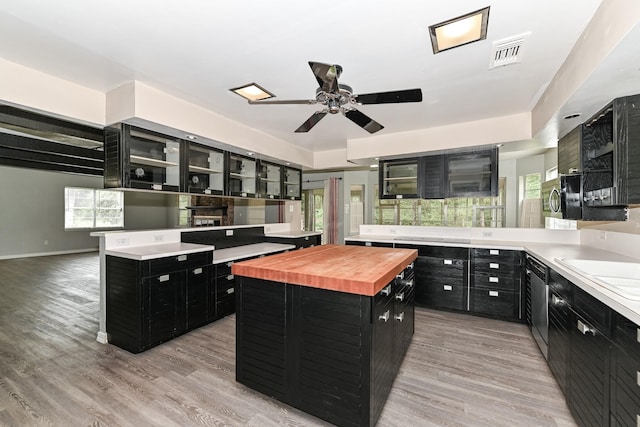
xmin=482 ymin=231 xmax=493 ymax=238
xmin=389 ymin=228 xmax=397 ymax=234
xmin=154 ymin=234 xmax=165 ymax=242
xmin=599 ymin=231 xmax=607 ymax=240
xmin=115 ymin=238 xmax=129 ymax=246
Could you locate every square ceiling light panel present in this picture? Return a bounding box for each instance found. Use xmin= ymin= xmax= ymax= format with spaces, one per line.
xmin=230 ymin=83 xmax=275 ymax=101
xmin=429 ymin=7 xmax=490 ymax=54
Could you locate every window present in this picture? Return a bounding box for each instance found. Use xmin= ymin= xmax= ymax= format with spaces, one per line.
xmin=178 ymin=194 xmax=191 ymax=227
xmin=524 ymin=173 xmax=542 ymax=199
xmin=65 ymin=187 xmax=124 ymax=229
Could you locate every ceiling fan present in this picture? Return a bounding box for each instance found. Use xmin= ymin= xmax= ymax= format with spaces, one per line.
xmin=247 ymin=61 xmax=423 ymax=134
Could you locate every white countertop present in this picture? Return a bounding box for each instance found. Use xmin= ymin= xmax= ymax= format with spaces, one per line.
xmin=105 ymin=242 xmax=214 ymax=261
xmin=346 ymin=234 xmax=640 ymax=326
xmin=266 ymin=230 xmax=322 ymax=238
xmin=213 ymin=242 xmax=296 ymax=264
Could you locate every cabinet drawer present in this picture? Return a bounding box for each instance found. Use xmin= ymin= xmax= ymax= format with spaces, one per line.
xmin=469 ymin=288 xmax=519 ymax=319
xmin=215 ymin=260 xmax=236 ymax=277
xmin=414 ymin=245 xmax=468 ymax=259
xmin=616 ymin=314 xmax=640 ymax=357
xmin=375 ymin=283 xmax=394 ymax=306
xmin=216 ymin=278 xmax=236 ymax=299
xmin=146 ymin=251 xmax=211 ymax=276
xmin=418 ymin=282 xmax=466 ymax=311
xmin=216 ymin=298 xmax=235 ymax=319
xmin=471 ymin=248 xmax=521 ymax=263
xmin=419 ymin=256 xmax=466 ymax=279
xmin=573 ymin=286 xmax=612 ymax=336
xmin=471 ymin=274 xmax=519 ymax=292
xmin=471 ymin=259 xmax=520 ymax=278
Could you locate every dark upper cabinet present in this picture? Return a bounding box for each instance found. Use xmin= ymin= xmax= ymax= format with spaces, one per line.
xmin=379 ymin=148 xmax=498 ymax=200
xmin=226 ymin=152 xmax=257 ymax=197
xmin=185 ymin=143 xmax=225 ymax=195
xmin=257 ymin=160 xmax=282 ymax=199
xmin=104 ymin=124 xmax=182 ymax=191
xmin=558 ymin=125 xmax=582 ymax=175
xmin=444 ymin=148 xmax=498 ymax=198
xmin=283 ymin=166 xmax=302 ymax=200
xmin=582 ymin=93 xmax=640 ymax=207
xmin=379 ymin=158 xmax=422 ymax=199
xmin=421 ymin=155 xmax=445 ymax=199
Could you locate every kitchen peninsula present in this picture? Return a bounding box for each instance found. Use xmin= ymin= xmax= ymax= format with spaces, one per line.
xmin=232 ymin=244 xmax=417 ymax=427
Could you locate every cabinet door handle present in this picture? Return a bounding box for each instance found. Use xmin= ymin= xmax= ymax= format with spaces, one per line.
xmin=489 ymin=263 xmax=499 ymax=269
xmin=379 ymin=310 xmax=390 ymax=322
xmin=489 ymin=290 xmax=499 ymax=297
xmin=490 ymin=249 xmax=500 ymax=255
xmin=395 ymin=312 xmax=405 ymax=322
xmin=636 ymin=371 xmax=640 ymax=387
xmin=551 ymin=294 xmax=564 ymax=306
xmin=577 ymin=319 xmax=596 ymax=335
xmin=443 ymin=285 xmax=453 ymax=291
xmin=158 ymin=274 xmax=170 ymax=282
xmin=227 ymin=274 xmax=234 ymax=281
xmin=193 ymin=268 xmax=203 ymax=275
xmin=380 ymin=285 xmax=391 ymax=296
xmin=227 ymin=288 xmax=234 ymax=294
xmin=177 ymin=255 xmax=187 ymax=262
xmin=444 ymin=259 xmax=453 ymax=265
xmin=637 ymin=328 xmax=640 ymax=343
xmin=152 ymin=184 xmax=162 ymax=191
xmin=489 ymin=277 xmax=499 ymax=283
xmin=395 ymin=292 xmax=405 ymax=302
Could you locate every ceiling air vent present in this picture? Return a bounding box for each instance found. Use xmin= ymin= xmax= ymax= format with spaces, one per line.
xmin=489 ymin=32 xmax=530 ymax=69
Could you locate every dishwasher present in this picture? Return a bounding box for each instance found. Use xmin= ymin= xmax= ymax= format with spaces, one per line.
xmin=527 ymin=255 xmax=549 ymax=359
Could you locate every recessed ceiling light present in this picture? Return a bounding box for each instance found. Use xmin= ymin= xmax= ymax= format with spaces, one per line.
xmin=564 ymin=113 xmax=581 ymax=120
xmin=429 ymin=7 xmax=490 ymax=54
xmin=230 ymin=83 xmax=275 ymax=101
xmin=496 ymin=143 xmax=503 ymax=147
xmin=246 ymin=151 xmax=254 ymax=156
xmin=185 ymin=134 xmax=197 ymax=140
xmin=370 ymin=164 xmax=379 ymax=168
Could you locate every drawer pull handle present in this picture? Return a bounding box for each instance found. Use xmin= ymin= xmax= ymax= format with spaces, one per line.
xmin=551 ymin=294 xmax=564 ymax=306
xmin=193 ymin=268 xmax=203 ymax=275
xmin=158 ymin=274 xmax=170 ymax=282
xmin=407 ymin=262 xmax=414 ymax=270
xmin=227 ymin=288 xmax=234 ymax=294
xmin=406 ymin=279 xmax=414 ymax=288
xmin=637 ymin=371 xmax=640 ymax=387
xmin=636 ymin=328 xmax=640 ymax=343
xmin=152 ymin=184 xmax=162 ymax=191
xmin=443 ymin=285 xmax=453 ymax=291
xmin=379 ymin=310 xmax=390 ymax=322
xmin=490 ymin=249 xmax=500 ymax=255
xmin=395 ymin=312 xmax=405 ymax=322
xmin=177 ymin=255 xmax=187 ymax=262
xmin=395 ymin=292 xmax=404 ymax=302
xmin=490 ymin=263 xmax=499 ymax=269
xmin=226 ymin=261 xmax=234 ymax=267
xmin=489 ymin=290 xmax=499 ymax=297
xmin=227 ymin=274 xmax=234 ymax=281
xmin=577 ymin=319 xmax=595 ymax=335
xmin=489 ymin=277 xmax=499 ymax=283
xmin=380 ymin=285 xmax=391 ymax=296
xmin=396 ymin=271 xmax=405 ymax=280
xmin=444 ymin=259 xmax=453 ymax=265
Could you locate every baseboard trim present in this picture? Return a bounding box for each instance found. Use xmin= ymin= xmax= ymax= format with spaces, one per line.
xmin=0 ymin=248 xmax=98 ymax=260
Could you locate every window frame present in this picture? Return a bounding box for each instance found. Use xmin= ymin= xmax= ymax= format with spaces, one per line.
xmin=64 ymin=187 xmax=124 ymax=230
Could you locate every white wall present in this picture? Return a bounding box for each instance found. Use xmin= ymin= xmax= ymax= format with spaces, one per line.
xmin=0 ymin=165 xmax=102 ymax=259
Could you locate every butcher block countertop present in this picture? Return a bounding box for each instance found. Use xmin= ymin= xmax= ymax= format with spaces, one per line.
xmin=231 ymin=244 xmax=417 ymax=296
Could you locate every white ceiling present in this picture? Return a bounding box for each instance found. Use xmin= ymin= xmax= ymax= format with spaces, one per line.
xmin=1 ymin=0 xmax=637 ymax=162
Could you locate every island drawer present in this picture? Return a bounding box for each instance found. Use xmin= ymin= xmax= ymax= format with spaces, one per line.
xmin=146 ymin=251 xmax=212 ymax=276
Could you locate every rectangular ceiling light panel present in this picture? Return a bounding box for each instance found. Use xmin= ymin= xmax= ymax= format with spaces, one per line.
xmin=429 ymin=7 xmax=490 ymax=54
xmin=230 ymin=83 xmax=275 ymax=101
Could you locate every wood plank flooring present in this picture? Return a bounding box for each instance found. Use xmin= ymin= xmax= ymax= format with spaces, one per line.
xmin=0 ymin=252 xmax=576 ymax=426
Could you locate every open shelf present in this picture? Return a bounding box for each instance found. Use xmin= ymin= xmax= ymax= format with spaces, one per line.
xmin=130 ymin=155 xmax=179 ymax=168
xmin=189 ymin=165 xmax=223 ymax=174
xmin=384 ymin=176 xmax=418 ymax=181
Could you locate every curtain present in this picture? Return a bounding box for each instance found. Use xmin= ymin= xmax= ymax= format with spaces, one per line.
xmin=323 ymin=177 xmax=339 ymax=244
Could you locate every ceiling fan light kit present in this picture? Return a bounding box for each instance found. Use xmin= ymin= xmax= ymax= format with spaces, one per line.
xmin=245 ymin=61 xmax=422 ymax=134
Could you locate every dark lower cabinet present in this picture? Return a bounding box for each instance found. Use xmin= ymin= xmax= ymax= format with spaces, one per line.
xmin=236 ymin=264 xmax=415 ymax=427
xmin=611 ymin=314 xmax=640 ymax=426
xmin=106 ymin=251 xmax=212 ymax=353
xmin=265 ymin=234 xmax=321 ymax=249
xmin=547 ymin=274 xmax=571 ymax=395
xmin=213 ymin=261 xmax=237 ymax=320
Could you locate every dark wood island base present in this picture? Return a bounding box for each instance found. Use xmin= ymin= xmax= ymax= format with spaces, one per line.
xmin=232 ymin=244 xmax=417 ymax=427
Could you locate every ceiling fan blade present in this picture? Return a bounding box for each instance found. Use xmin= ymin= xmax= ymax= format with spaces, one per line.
xmin=355 ymin=88 xmax=423 ymax=105
xmin=344 ymin=109 xmax=384 ymax=134
xmin=295 ymin=111 xmax=328 ymax=133
xmin=308 ymin=61 xmax=342 ymax=93
xmin=248 ymin=99 xmax=317 ymax=105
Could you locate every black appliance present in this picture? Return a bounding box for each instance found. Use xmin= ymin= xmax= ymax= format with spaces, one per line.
xmin=560 ymin=173 xmax=582 ymax=220
xmin=527 ymin=255 xmax=549 ymax=360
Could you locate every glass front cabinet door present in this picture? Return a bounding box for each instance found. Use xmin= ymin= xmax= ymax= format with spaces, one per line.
xmin=104 ymin=124 xmax=182 ymax=191
xmin=283 ymin=167 xmax=302 ymax=200
xmin=258 ymin=161 xmax=282 ymax=199
xmin=186 ymin=144 xmax=225 ymax=195
xmin=227 ymin=153 xmax=257 ymax=197
xmin=379 ymin=158 xmax=421 ymax=199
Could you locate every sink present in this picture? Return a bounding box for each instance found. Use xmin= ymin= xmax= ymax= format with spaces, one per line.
xmin=556 ymin=258 xmax=640 ymax=300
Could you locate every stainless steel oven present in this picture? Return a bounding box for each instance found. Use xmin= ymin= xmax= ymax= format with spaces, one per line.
xmin=527 ymin=255 xmax=549 ymax=359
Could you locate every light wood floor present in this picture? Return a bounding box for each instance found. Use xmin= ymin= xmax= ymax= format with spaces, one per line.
xmin=0 ymin=252 xmax=577 ymax=427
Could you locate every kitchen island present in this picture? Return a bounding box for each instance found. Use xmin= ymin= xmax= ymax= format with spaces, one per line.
xmin=232 ymin=244 xmax=417 ymax=427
